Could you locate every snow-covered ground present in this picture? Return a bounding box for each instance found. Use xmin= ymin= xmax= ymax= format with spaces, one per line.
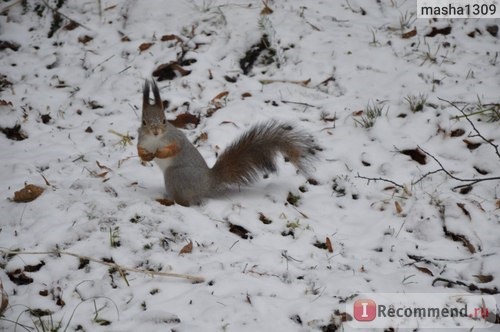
xmin=1 ymin=0 xmax=499 ymax=331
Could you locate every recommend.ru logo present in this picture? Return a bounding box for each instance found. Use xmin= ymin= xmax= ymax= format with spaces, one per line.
xmin=353 ymin=299 xmax=377 ymax=321
xmin=347 ymin=293 xmax=496 ymax=329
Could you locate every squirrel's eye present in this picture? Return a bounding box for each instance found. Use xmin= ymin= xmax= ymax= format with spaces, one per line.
xmin=162 ymin=119 xmax=166 ymax=124
xmin=142 ymin=120 xmax=146 ymax=126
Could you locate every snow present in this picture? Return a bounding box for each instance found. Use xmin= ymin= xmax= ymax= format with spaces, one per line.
xmin=1 ymin=0 xmax=499 ymax=331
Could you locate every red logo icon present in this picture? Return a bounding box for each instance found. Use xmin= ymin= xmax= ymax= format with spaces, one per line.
xmin=353 ymin=299 xmax=377 ymax=321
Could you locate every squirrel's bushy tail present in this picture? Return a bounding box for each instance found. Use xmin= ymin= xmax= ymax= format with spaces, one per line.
xmin=210 ymin=120 xmax=317 ymax=188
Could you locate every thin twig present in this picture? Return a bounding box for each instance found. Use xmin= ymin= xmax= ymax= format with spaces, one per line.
xmin=395 ymin=200 xmax=417 ymax=238
xmin=355 ymin=173 xmax=404 ymax=188
xmin=411 ymin=169 xmax=442 ymax=186
xmin=118 ymin=66 xmax=132 ymax=74
xmin=417 ymin=146 xmax=500 ymax=189
xmin=0 ymin=249 xmax=204 ymax=283
xmin=41 ymin=0 xmax=91 ymax=31
xmin=92 ymin=55 xmax=115 ymax=72
xmin=439 ymin=97 xmax=500 ymax=159
xmin=452 ymin=180 xmax=485 ymax=190
xmin=281 ymin=100 xmax=318 ymax=108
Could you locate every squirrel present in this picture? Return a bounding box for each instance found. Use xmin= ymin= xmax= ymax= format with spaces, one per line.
xmin=137 ymin=79 xmax=318 ymax=206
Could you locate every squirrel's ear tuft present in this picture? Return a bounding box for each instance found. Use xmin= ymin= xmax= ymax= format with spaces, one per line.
xmin=142 ymin=80 xmax=150 ymax=108
xmin=150 ymin=79 xmax=163 ymax=109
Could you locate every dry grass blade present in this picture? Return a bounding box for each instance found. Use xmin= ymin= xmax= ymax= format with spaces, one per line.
xmin=0 ymin=279 xmax=8 ymax=315
xmin=0 ymin=249 xmax=205 ymax=283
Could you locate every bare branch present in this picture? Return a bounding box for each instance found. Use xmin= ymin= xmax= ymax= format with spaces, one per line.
xmin=411 ymin=169 xmax=442 ymax=186
xmin=417 ymin=146 xmax=500 ymax=189
xmin=439 ymin=97 xmax=500 ymax=159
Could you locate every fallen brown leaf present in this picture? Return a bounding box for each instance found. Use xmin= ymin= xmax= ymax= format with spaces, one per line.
xmin=425 ymin=26 xmax=451 ymax=37
xmin=78 ymin=35 xmax=93 ymax=44
xmin=1 ymin=124 xmax=28 ymax=141
xmin=415 ymin=265 xmax=434 ymax=276
xmin=334 ymin=309 xmax=353 ymax=322
xmin=96 ymin=171 xmax=109 ymax=178
xmin=463 ymin=139 xmax=481 ymax=150
xmin=325 ymin=237 xmax=333 ymax=253
xmin=210 ymin=91 xmax=229 ymax=110
xmin=23 ymin=261 xmax=45 ymax=272
xmin=207 ymin=91 xmax=229 ymax=117
xmin=473 ymin=166 xmax=489 ymax=175
xmin=64 ymin=21 xmax=79 ymax=31
xmin=313 ymin=240 xmax=328 ymax=250
xmin=443 ymin=226 xmax=476 ymax=254
xmin=168 ymin=112 xmax=200 ymax=128
xmin=402 ymin=27 xmax=417 ymax=39
xmin=395 ymin=201 xmax=403 ymax=214
xmin=153 ymin=62 xmax=191 ymax=81
xmin=473 ymin=274 xmax=493 ymax=283
xmin=156 ymin=198 xmax=175 ymax=206
xmin=456 ymin=203 xmax=471 ymax=220
xmin=0 ymin=40 xmax=20 ymax=51
xmin=426 ymin=26 xmax=452 ymax=37
xmin=13 ymin=184 xmax=44 ymax=203
xmin=486 ymin=24 xmax=498 ymax=37
xmin=401 ymin=148 xmax=427 ymax=165
xmin=211 ymin=91 xmax=229 ymax=103
xmin=194 ymin=132 xmax=208 ymax=145
xmin=138 ymin=42 xmax=154 ymax=53
xmin=6 ymin=270 xmax=33 ymax=285
xmin=450 ymin=128 xmax=465 ymax=137
xmin=459 ymin=186 xmax=473 ymax=195
xmin=179 ymin=241 xmax=193 ymax=255
xmin=261 ymin=2 xmax=273 ymax=15
xmin=0 ymin=100 xmax=13 ymax=106
xmin=229 ymin=224 xmax=250 ymax=239
xmin=258 ymin=212 xmax=272 ymax=225
xmin=161 ymin=34 xmax=183 ymax=43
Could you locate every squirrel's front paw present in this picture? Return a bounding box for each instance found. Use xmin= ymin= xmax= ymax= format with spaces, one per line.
xmin=138 ymin=146 xmax=155 ymax=162
xmin=155 ymin=143 xmax=180 ymax=159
